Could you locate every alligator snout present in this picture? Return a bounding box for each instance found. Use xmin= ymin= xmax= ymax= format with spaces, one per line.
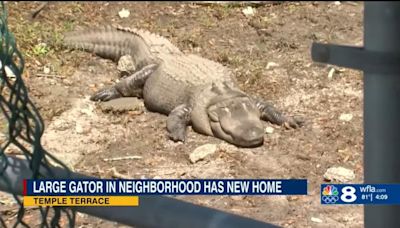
xmin=245 ymin=127 xmax=264 ymax=141
xmin=233 ymin=124 xmax=264 ymax=147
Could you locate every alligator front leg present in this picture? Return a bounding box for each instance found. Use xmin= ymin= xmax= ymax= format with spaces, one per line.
xmin=167 ymin=104 xmax=192 ymax=142
xmin=254 ymin=98 xmax=304 ymax=129
xmin=90 ymin=63 xmax=158 ymax=102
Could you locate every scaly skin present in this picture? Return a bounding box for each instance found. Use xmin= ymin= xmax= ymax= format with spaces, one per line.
xmin=63 ymin=25 xmax=303 ymax=147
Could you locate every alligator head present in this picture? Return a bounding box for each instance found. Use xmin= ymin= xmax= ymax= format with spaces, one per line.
xmin=190 ymin=82 xmax=265 ymax=148
xmin=207 ymin=96 xmax=265 ymax=147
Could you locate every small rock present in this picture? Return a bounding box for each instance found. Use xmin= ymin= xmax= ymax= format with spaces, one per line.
xmin=328 ymin=67 xmax=335 ymax=79
xmin=324 ymin=166 xmax=355 ymax=182
xmin=339 ymin=113 xmax=353 ymax=122
xmin=117 ymin=55 xmax=136 ymax=76
xmin=242 ymin=6 xmax=256 ymax=17
xmin=189 ymin=144 xmax=218 ymax=163
xmin=43 ymin=66 xmax=51 ymax=74
xmin=75 ymin=123 xmax=84 ymax=134
xmin=265 ymin=126 xmax=274 ymax=134
xmin=334 ymin=1 xmax=341 ymax=5
xmin=118 ymin=8 xmax=130 ymax=18
xmin=266 ymin=62 xmax=279 ymax=70
xmin=311 ymin=217 xmax=323 ymax=223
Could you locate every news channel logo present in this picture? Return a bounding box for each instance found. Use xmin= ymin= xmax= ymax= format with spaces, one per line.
xmin=321 ymin=185 xmax=339 ymax=204
xmin=321 ymin=184 xmax=358 ymax=204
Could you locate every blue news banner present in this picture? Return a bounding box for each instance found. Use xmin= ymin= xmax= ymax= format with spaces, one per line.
xmin=321 ymin=184 xmax=400 ymax=205
xmin=24 ymin=179 xmax=307 ymax=196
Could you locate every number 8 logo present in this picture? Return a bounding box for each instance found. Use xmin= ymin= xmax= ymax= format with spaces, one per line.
xmin=341 ymin=186 xmax=357 ymax=203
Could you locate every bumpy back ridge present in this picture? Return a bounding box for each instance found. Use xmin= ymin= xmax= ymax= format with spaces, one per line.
xmin=113 ymin=25 xmax=183 ymax=55
xmin=63 ymin=25 xmax=153 ymax=64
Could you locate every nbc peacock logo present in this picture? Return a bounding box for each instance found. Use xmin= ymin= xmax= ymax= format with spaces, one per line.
xmin=321 ymin=185 xmax=339 ymax=204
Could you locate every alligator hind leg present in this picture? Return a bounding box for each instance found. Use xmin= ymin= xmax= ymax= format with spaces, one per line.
xmin=90 ymin=63 xmax=158 ymax=102
xmin=254 ymin=98 xmax=304 ymax=129
xmin=167 ymin=104 xmax=192 ymax=142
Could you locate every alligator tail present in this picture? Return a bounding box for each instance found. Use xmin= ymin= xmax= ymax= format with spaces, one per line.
xmin=63 ymin=25 xmax=152 ymax=63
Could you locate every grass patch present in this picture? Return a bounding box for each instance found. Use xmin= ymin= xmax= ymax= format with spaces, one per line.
xmin=32 ymin=42 xmax=49 ymax=56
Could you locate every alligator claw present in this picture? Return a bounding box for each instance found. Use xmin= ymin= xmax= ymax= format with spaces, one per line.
xmin=90 ymin=87 xmax=121 ymax=102
xmin=168 ymin=129 xmax=186 ymax=143
xmin=284 ymin=116 xmax=305 ymax=129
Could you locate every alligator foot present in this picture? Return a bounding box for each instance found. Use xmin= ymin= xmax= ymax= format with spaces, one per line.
xmin=91 ymin=63 xmax=158 ymax=102
xmin=254 ymin=98 xmax=304 ymax=129
xmin=167 ymin=104 xmax=192 ymax=142
xmin=90 ymin=87 xmax=121 ymax=101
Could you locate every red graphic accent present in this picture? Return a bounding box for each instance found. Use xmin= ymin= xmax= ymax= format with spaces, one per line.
xmin=23 ymin=179 xmax=27 ymax=196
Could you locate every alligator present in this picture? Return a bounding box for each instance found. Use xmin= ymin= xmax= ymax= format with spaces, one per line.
xmin=63 ymin=25 xmax=303 ymax=148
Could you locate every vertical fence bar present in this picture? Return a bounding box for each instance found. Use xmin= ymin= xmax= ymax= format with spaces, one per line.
xmin=363 ymin=2 xmax=400 ymax=228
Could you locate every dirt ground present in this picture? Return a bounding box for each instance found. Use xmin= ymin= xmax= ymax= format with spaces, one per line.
xmin=1 ymin=1 xmax=364 ymax=227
